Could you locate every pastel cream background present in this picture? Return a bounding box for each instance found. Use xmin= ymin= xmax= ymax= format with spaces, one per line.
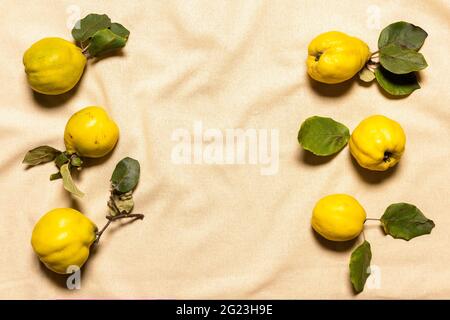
xmin=1 ymin=0 xmax=449 ymax=299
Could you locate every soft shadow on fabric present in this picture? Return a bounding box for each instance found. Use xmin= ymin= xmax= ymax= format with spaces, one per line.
xmin=91 ymin=50 xmax=126 ymax=65
xmin=311 ymin=228 xmax=357 ymax=252
xmin=299 ymin=149 xmax=341 ymax=166
xmin=80 ymin=147 xmax=116 ymax=168
xmin=36 ymin=257 xmax=68 ymax=289
xmin=350 ymin=154 xmax=399 ymax=184
xmin=307 ymin=76 xmax=354 ymax=98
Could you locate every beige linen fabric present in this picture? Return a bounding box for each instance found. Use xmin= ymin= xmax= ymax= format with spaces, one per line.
xmin=1 ymin=0 xmax=449 ymax=299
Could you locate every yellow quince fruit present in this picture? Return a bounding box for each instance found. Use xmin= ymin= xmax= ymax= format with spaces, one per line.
xmin=64 ymin=106 xmax=119 ymax=158
xmin=307 ymin=31 xmax=371 ymax=84
xmin=312 ymin=194 xmax=366 ymax=241
xmin=31 ymin=208 xmax=97 ymax=274
xmin=349 ymin=115 xmax=406 ymax=171
xmin=23 ymin=37 xmax=86 ymax=95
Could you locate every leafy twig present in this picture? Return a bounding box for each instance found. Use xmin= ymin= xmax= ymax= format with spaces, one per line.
xmin=94 ymin=213 xmax=144 ymax=245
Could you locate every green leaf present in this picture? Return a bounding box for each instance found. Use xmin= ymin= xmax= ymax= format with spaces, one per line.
xmin=54 ymin=152 xmax=70 ymax=168
xmin=359 ymin=67 xmax=376 ymax=82
xmin=375 ymin=67 xmax=420 ymax=96
xmin=349 ymin=241 xmax=372 ymax=293
xmin=49 ymin=172 xmax=62 ymax=181
xmin=88 ymin=28 xmax=128 ymax=57
xmin=22 ymin=146 xmax=61 ymax=166
xmin=71 ymin=13 xmax=111 ymax=42
xmin=110 ymin=23 xmax=130 ymax=39
xmin=298 ymin=116 xmax=350 ymax=156
xmin=378 ymin=21 xmax=428 ymax=51
xmin=108 ymin=191 xmax=134 ymax=216
xmin=381 ymin=203 xmax=435 ymax=241
xmin=111 ymin=157 xmax=140 ymax=193
xmin=70 ymin=156 xmax=83 ymax=167
xmin=379 ymin=44 xmax=428 ymax=74
xmin=60 ymin=163 xmax=84 ymax=198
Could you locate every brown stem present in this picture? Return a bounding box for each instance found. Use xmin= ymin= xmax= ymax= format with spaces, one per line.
xmin=80 ymin=42 xmax=92 ymax=59
xmin=81 ymin=44 xmax=90 ymax=54
xmin=94 ymin=219 xmax=112 ymax=245
xmin=364 ymin=218 xmax=381 ymax=222
xmin=94 ymin=213 xmax=144 ymax=245
xmin=107 ymin=213 xmax=145 ymax=221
